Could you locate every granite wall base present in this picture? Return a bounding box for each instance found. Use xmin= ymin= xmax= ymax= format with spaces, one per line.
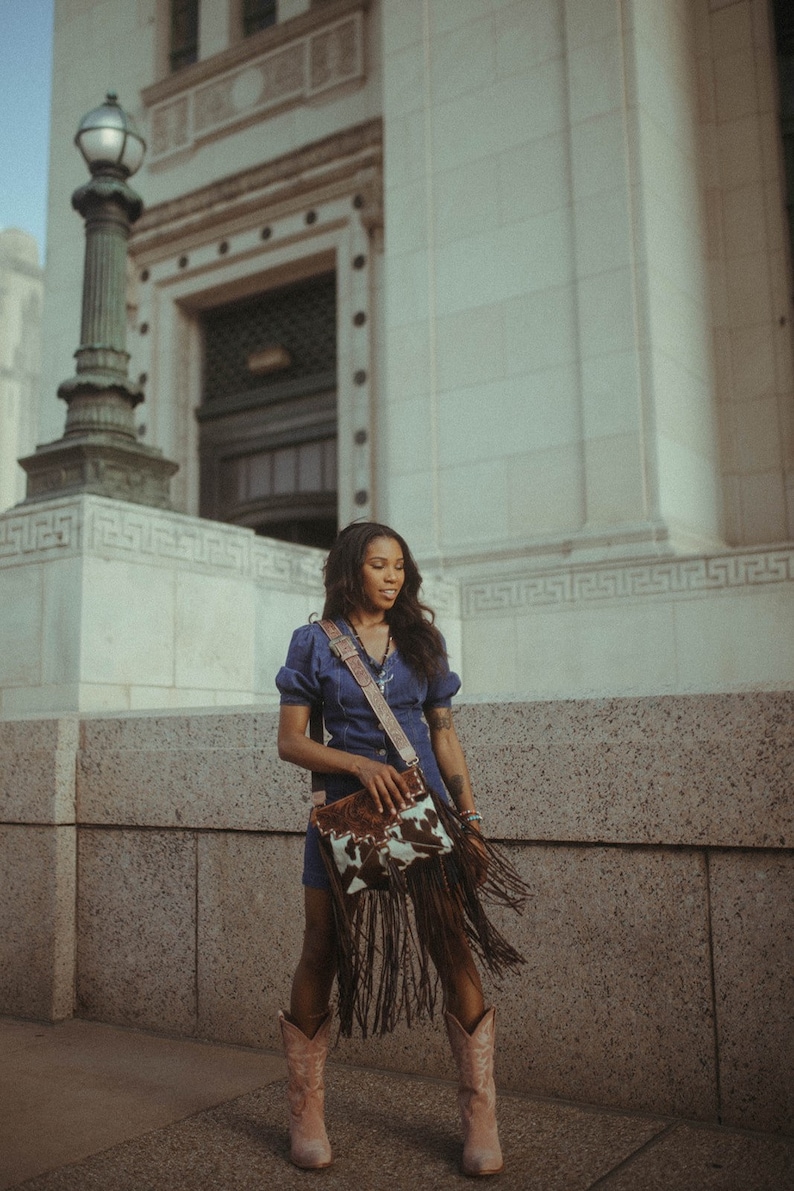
xmin=0 ymin=824 xmax=76 ymax=1020
xmin=1 ymin=696 xmax=790 ymax=1134
xmin=0 ymin=717 xmax=77 ymax=1021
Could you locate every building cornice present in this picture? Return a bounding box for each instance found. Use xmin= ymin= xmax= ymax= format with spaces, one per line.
xmin=131 ymin=118 xmax=382 ymax=255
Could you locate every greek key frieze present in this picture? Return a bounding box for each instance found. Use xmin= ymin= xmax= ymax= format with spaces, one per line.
xmin=0 ymin=498 xmax=326 ymax=593
xmin=421 ymin=576 xmax=460 ymax=617
xmin=251 ymin=538 xmax=324 ymax=593
xmin=0 ymin=504 xmax=80 ymax=562
xmin=463 ymin=550 xmax=794 ymax=616
xmin=84 ymin=504 xmax=252 ymax=575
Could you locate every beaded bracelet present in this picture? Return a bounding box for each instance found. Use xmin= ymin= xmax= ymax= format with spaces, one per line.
xmin=460 ymin=810 xmax=483 ymax=824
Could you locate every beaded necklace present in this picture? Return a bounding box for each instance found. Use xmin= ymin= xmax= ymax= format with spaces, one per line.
xmin=347 ymin=621 xmax=393 ymax=694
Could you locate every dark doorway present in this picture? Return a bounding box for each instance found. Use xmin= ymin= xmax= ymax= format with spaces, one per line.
xmin=197 ymin=272 xmax=338 ymax=550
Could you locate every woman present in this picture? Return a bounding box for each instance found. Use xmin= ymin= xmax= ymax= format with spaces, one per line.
xmin=276 ymin=521 xmax=511 ymax=1177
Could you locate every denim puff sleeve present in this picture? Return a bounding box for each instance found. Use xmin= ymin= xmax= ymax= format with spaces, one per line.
xmin=423 ymin=635 xmax=461 ymax=709
xmin=275 ymin=623 xmax=322 ymax=705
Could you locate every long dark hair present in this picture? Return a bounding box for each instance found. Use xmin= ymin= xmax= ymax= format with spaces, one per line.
xmin=321 ymin=522 xmax=446 ymax=680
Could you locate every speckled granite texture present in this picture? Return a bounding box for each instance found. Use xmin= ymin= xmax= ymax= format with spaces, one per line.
xmin=76 ymin=710 xmax=307 ymax=830
xmin=0 ymin=825 xmax=75 ymax=1020
xmin=77 ymin=829 xmax=197 ymax=1032
xmin=73 ymin=694 xmax=793 ymax=845
xmin=708 ymin=851 xmax=794 ymax=1134
xmin=482 ymin=847 xmax=718 ymax=1120
xmin=454 ymin=693 xmax=794 ymax=848
xmin=196 ymin=832 xmax=304 ymax=1048
xmin=0 ymin=717 xmax=78 ymax=824
xmin=1 ymin=694 xmax=791 ymax=1134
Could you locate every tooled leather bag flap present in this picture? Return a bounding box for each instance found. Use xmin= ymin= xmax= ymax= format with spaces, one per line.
xmin=312 ymin=765 xmax=427 ymax=845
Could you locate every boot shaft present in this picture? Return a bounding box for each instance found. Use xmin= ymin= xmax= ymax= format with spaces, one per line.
xmin=278 ymin=1010 xmax=333 ymax=1170
xmin=445 ymin=1007 xmax=504 ymax=1177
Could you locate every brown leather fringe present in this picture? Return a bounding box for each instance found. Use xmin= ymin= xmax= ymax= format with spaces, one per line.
xmin=319 ymin=793 xmax=530 ymax=1038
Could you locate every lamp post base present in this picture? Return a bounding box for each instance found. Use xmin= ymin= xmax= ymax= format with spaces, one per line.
xmin=19 ymin=435 xmax=179 ymax=510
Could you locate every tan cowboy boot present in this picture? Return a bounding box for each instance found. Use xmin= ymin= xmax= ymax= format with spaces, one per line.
xmin=278 ymin=1010 xmax=333 ymax=1169
xmin=445 ymin=1007 xmax=504 ymax=1176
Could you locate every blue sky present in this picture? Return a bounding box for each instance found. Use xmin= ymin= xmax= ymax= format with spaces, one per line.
xmin=0 ymin=0 xmax=55 ymax=259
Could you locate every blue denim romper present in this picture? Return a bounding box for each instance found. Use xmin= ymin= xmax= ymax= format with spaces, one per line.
xmin=276 ymin=619 xmax=461 ymax=890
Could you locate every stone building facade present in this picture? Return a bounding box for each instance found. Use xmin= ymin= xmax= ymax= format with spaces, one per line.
xmin=2 ymin=0 xmax=793 ymax=708
xmin=1 ymin=1 xmax=792 ymax=1134
xmin=0 ymin=229 xmax=43 ymax=515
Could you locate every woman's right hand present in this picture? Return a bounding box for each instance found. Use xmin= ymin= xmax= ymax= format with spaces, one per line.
xmin=351 ymin=758 xmax=410 ymax=815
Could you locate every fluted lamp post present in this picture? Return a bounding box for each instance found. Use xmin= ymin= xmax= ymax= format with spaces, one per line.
xmin=20 ymin=92 xmax=177 ymax=507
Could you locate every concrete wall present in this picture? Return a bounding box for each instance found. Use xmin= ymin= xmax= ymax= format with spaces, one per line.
xmin=1 ymin=694 xmax=791 ymax=1135
xmin=0 ymin=493 xmax=460 ymax=716
xmin=1 ymin=494 xmax=790 ymax=714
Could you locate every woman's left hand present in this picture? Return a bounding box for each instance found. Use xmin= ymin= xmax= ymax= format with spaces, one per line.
xmin=351 ymin=756 xmax=410 ymax=815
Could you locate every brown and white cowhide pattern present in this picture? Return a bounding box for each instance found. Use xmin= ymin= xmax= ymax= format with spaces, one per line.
xmin=314 ymin=768 xmax=454 ymax=895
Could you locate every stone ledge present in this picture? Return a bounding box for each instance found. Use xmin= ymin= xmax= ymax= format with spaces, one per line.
xmin=70 ymin=693 xmax=794 ymax=846
xmin=3 ymin=695 xmax=791 ymax=1132
xmin=0 ymin=494 xmax=326 ymax=592
xmin=0 ymin=718 xmax=78 ymax=824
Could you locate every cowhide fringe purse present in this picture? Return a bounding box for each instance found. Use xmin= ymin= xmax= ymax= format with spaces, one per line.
xmin=310 ymin=620 xmax=530 ymax=1039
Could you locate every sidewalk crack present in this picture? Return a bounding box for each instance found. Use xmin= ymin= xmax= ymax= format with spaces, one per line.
xmin=586 ymin=1121 xmax=679 ymax=1189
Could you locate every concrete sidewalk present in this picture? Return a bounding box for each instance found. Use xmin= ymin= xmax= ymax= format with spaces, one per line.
xmin=1 ymin=1017 xmax=790 ymax=1191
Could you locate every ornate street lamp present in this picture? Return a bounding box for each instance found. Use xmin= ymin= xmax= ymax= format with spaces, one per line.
xmin=20 ymin=93 xmax=177 ymax=507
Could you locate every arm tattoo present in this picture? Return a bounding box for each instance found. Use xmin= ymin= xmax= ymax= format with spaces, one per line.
xmin=427 ymin=708 xmax=453 ymax=731
xmin=447 ymin=774 xmax=465 ymax=800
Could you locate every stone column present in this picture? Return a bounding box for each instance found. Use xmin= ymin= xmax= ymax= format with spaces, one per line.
xmin=565 ymin=0 xmax=723 ymax=553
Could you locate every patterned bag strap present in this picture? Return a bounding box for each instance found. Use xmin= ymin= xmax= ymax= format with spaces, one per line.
xmin=308 ymin=619 xmax=420 ymax=807
xmin=317 ymin=619 xmax=419 ymax=767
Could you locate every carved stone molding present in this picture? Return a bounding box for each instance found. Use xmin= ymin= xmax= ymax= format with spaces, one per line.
xmin=132 ymin=118 xmax=383 ymax=255
xmin=463 ymin=548 xmax=794 ymax=617
xmin=143 ymin=0 xmax=367 ymax=164
xmin=0 ymin=502 xmax=82 ymax=563
xmin=20 ymin=437 xmax=178 ymax=511
xmin=421 ymin=574 xmax=460 ymax=617
xmin=5 ymin=500 xmax=789 ymax=615
xmin=0 ymin=496 xmax=325 ymax=595
xmin=251 ymin=536 xmax=325 ymax=590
